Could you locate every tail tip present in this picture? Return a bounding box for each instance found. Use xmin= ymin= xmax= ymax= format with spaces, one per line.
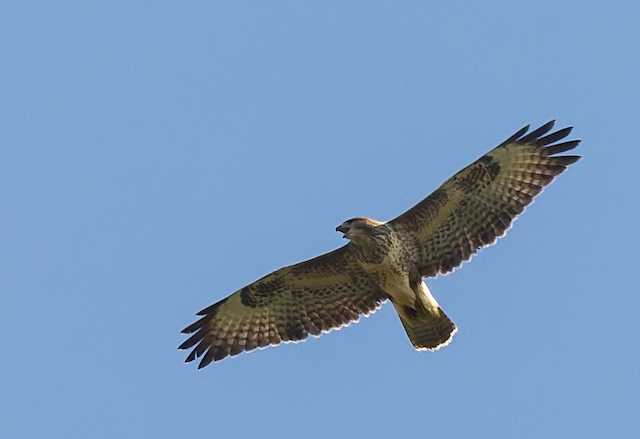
xmin=413 ymin=324 xmax=458 ymax=351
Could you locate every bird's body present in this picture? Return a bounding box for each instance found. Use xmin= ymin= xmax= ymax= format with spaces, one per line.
xmin=336 ymin=218 xmax=456 ymax=349
xmin=180 ymin=120 xmax=581 ymax=368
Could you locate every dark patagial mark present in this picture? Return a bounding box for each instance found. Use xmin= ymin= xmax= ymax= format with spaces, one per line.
xmin=255 ymin=278 xmax=284 ymax=296
xmin=239 ymin=286 xmax=258 ymax=308
xmin=240 ymin=277 xmax=284 ymax=308
xmin=425 ymin=189 xmax=449 ymax=213
xmin=479 ymin=155 xmax=501 ymax=179
xmin=458 ymin=156 xmax=501 ymax=193
xmin=457 ymin=166 xmax=483 ymax=192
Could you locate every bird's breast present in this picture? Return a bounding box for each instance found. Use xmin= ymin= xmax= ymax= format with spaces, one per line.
xmin=361 ymin=263 xmax=416 ymax=307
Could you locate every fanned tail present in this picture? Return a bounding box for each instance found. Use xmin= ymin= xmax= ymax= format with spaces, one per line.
xmin=392 ymin=281 xmax=457 ymax=350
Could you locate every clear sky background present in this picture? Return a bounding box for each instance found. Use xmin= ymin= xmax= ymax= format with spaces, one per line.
xmin=2 ymin=2 xmax=639 ymax=438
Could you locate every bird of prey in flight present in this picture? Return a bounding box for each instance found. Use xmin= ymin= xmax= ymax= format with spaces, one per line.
xmin=179 ymin=120 xmax=581 ymax=368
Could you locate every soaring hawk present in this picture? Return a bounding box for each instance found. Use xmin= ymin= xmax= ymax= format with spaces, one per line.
xmin=179 ymin=121 xmax=581 ymax=368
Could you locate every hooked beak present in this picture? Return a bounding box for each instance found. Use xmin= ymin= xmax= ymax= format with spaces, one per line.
xmin=336 ymin=224 xmax=349 ymax=235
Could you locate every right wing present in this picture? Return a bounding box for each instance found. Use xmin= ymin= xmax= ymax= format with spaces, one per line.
xmin=179 ymin=245 xmax=387 ymax=368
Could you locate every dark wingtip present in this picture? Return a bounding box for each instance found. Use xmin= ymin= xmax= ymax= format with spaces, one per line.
xmin=519 ymin=120 xmax=556 ymax=144
xmin=179 ymin=296 xmax=231 ymax=368
xmin=198 ymin=350 xmax=218 ymax=369
xmin=545 ymin=139 xmax=581 ymax=156
xmin=501 ymin=121 xmax=582 ymax=155
xmin=185 ymin=349 xmax=197 ymax=362
xmin=536 ymin=126 xmax=572 ymax=146
xmin=196 ymin=297 xmax=228 ymax=316
xmin=178 ymin=332 xmax=201 ymax=351
xmin=555 ymin=155 xmax=581 ymax=166
xmin=180 ymin=315 xmax=208 ymax=335
xmin=498 ymin=124 xmax=530 ymax=148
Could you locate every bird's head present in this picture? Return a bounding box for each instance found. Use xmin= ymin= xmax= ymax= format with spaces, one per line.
xmin=335 ymin=217 xmax=385 ymax=244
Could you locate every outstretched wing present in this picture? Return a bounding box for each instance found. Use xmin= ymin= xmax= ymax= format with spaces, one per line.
xmin=390 ymin=120 xmax=581 ymax=278
xmin=179 ymin=245 xmax=387 ymax=368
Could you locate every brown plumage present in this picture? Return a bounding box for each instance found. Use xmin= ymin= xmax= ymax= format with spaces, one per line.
xmin=179 ymin=120 xmax=581 ymax=368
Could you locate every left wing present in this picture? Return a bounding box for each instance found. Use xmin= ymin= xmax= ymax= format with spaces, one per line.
xmin=179 ymin=246 xmax=387 ymax=368
xmin=389 ymin=120 xmax=581 ymax=278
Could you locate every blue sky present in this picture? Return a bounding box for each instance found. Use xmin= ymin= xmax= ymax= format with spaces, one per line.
xmin=2 ymin=2 xmax=639 ymax=438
